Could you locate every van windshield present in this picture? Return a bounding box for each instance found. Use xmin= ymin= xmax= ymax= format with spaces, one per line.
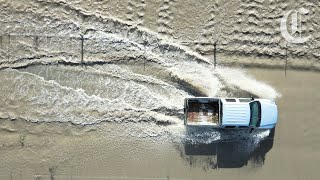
xmin=249 ymin=101 xmax=261 ymax=127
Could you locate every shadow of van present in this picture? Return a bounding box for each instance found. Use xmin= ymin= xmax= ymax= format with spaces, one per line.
xmin=180 ymin=126 xmax=275 ymax=169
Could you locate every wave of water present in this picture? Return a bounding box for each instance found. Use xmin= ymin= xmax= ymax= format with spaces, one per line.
xmin=0 ymin=63 xmax=279 ymax=126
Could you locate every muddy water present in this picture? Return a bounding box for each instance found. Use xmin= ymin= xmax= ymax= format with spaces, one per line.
xmin=0 ymin=67 xmax=318 ymax=180
xmin=1 ymin=0 xmax=319 ymax=179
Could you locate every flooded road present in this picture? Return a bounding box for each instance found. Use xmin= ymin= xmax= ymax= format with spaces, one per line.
xmin=1 ymin=0 xmax=320 ymax=179
xmin=0 ymin=67 xmax=319 ymax=180
xmin=246 ymin=68 xmax=320 ymax=179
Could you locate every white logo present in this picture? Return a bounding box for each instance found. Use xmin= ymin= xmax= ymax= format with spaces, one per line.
xmin=280 ymin=8 xmax=311 ymax=44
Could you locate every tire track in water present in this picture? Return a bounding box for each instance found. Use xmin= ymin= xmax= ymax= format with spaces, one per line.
xmin=157 ymin=0 xmax=175 ymax=37
xmin=126 ymin=0 xmax=136 ymax=22
xmin=197 ymin=2 xmax=219 ymax=55
xmin=126 ymin=0 xmax=146 ymax=26
xmin=137 ymin=0 xmax=146 ymax=26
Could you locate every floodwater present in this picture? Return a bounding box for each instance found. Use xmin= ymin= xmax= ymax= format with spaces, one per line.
xmin=1 ymin=0 xmax=320 ymax=179
xmin=0 ymin=66 xmax=319 ymax=180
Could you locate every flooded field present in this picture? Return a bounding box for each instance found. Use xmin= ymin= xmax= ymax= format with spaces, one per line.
xmin=0 ymin=67 xmax=319 ymax=180
xmin=0 ymin=0 xmax=319 ymax=179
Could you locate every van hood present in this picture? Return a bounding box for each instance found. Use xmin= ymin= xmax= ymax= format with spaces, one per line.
xmin=260 ymin=100 xmax=278 ymax=128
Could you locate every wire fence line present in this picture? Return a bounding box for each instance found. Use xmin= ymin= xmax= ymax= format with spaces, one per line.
xmin=0 ymin=33 xmax=219 ymax=68
xmin=34 ymin=175 xmax=187 ymax=180
xmin=0 ymin=32 xmax=308 ymax=75
xmin=0 ymin=32 xmax=293 ymax=52
xmin=0 ymin=174 xmax=188 ymax=180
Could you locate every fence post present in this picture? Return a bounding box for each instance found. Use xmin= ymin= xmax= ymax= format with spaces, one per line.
xmin=34 ymin=35 xmax=39 ymax=50
xmin=214 ymin=42 xmax=217 ymax=68
xmin=49 ymin=167 xmax=55 ymax=180
xmin=285 ymin=46 xmax=288 ymax=77
xmin=7 ymin=34 xmax=11 ymax=61
xmin=80 ymin=34 xmax=84 ymax=67
xmin=0 ymin=35 xmax=2 ymax=49
xmin=46 ymin=36 xmax=51 ymax=48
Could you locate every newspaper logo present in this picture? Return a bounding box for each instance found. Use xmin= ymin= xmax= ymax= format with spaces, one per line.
xmin=280 ymin=8 xmax=311 ymax=44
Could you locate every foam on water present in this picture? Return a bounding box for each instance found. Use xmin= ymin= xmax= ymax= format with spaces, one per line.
xmin=180 ymin=127 xmax=270 ymax=145
xmin=216 ymin=67 xmax=281 ymax=100
xmin=0 ymin=69 xmax=180 ymax=125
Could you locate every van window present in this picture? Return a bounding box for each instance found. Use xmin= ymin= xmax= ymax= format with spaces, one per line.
xmin=249 ymin=101 xmax=261 ymax=127
xmin=225 ymin=99 xmax=236 ymax=102
xmin=239 ymin=98 xmax=251 ymax=102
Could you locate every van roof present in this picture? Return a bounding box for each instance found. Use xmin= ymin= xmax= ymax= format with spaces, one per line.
xmin=221 ymin=99 xmax=251 ymax=126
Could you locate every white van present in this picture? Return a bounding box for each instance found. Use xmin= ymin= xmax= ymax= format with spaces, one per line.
xmin=184 ymin=97 xmax=278 ymax=129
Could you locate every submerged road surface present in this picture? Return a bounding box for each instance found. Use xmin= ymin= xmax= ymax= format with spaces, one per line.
xmin=0 ymin=67 xmax=318 ymax=180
